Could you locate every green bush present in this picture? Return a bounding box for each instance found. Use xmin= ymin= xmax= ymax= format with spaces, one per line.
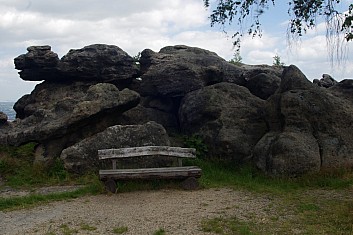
xmin=182 ymin=134 xmax=208 ymax=158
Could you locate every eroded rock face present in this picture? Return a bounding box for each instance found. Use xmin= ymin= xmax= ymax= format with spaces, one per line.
xmin=254 ymin=65 xmax=353 ymax=176
xmin=254 ymin=132 xmax=321 ymax=176
xmin=329 ymin=79 xmax=353 ymax=105
xmin=1 ymin=82 xmax=140 ymax=160
xmin=14 ymin=44 xmax=139 ymax=83
xmin=245 ymin=73 xmax=281 ymax=100
xmin=313 ymin=74 xmax=337 ymax=88
xmin=138 ymin=45 xmax=247 ymax=97
xmin=179 ymin=82 xmax=267 ymax=162
xmin=60 ymin=122 xmax=170 ymax=173
xmin=14 ymin=45 xmax=60 ymax=81
xmin=59 ymin=44 xmax=139 ymax=83
xmin=116 ymin=104 xmax=179 ymax=133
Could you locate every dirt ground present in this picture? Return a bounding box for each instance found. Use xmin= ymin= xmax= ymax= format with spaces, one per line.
xmin=1 ymin=186 xmax=351 ymax=235
xmin=0 ymin=187 xmax=277 ymax=235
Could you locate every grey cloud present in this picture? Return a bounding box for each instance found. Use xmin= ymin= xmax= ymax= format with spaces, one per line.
xmin=4 ymin=0 xmax=168 ymax=20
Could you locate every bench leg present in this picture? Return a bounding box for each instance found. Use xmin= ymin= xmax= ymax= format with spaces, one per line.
xmin=181 ymin=177 xmax=199 ymax=190
xmin=104 ymin=178 xmax=117 ymax=193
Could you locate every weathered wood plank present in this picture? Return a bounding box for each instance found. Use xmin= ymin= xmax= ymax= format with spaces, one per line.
xmin=98 ymin=146 xmax=196 ymax=160
xmin=99 ymin=166 xmax=202 ymax=180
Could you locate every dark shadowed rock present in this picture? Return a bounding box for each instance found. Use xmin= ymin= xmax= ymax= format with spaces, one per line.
xmin=0 ymin=82 xmax=140 ymax=160
xmin=60 ymin=121 xmax=170 ymax=173
xmin=14 ymin=44 xmax=139 ymax=83
xmin=0 ymin=112 xmax=8 ymax=125
xmin=179 ymin=82 xmax=267 ymax=162
xmin=254 ymin=132 xmax=321 ymax=176
xmin=227 ymin=64 xmax=283 ymax=100
xmin=239 ymin=64 xmax=284 ymax=81
xmin=254 ymin=65 xmax=353 ymax=176
xmin=59 ymin=44 xmax=139 ymax=83
xmin=278 ymin=65 xmax=313 ymax=92
xmin=115 ymin=96 xmax=180 ymax=133
xmin=117 ymin=104 xmax=179 ymax=133
xmin=329 ymin=79 xmax=353 ymax=105
xmin=313 ymin=74 xmax=337 ymax=88
xmin=14 ymin=46 xmax=60 ymax=81
xmin=13 ymin=94 xmax=32 ymax=119
xmin=138 ymin=45 xmax=246 ymax=97
xmin=245 ymin=73 xmax=281 ymax=99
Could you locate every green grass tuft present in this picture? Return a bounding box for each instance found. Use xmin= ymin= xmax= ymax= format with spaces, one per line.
xmin=153 ymin=228 xmax=166 ymax=235
xmin=80 ymin=223 xmax=97 ymax=231
xmin=60 ymin=224 xmax=78 ymax=235
xmin=112 ymin=226 xmax=128 ymax=234
xmin=201 ymin=217 xmax=255 ymax=235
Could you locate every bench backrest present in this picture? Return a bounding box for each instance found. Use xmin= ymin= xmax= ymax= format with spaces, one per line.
xmin=98 ymin=146 xmax=196 ymax=160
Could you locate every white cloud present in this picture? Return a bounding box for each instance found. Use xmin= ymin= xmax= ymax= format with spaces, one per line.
xmin=0 ymin=57 xmax=13 ymax=69
xmin=171 ymin=30 xmax=234 ymax=58
xmin=0 ymin=0 xmax=352 ymax=101
xmin=246 ymin=50 xmax=276 ymax=64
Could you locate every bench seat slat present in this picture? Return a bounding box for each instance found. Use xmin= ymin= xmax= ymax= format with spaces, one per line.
xmin=99 ymin=166 xmax=202 ymax=180
xmin=98 ymin=146 xmax=196 ymax=160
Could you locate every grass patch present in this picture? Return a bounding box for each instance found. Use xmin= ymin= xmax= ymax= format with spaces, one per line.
xmin=153 ymin=228 xmax=166 ymax=235
xmin=201 ymin=217 xmax=255 ymax=235
xmin=297 ymin=203 xmax=320 ymax=213
xmin=0 ymin=143 xmax=73 ymax=188
xmin=0 ymin=142 xmax=105 ymax=211
xmin=0 ymin=180 xmax=103 ymax=211
xmin=201 ymin=196 xmax=353 ymax=235
xmin=60 ymin=224 xmax=78 ymax=235
xmin=80 ymin=223 xmax=97 ymax=231
xmin=112 ymin=226 xmax=128 ymax=234
xmin=185 ymin=158 xmax=353 ymax=193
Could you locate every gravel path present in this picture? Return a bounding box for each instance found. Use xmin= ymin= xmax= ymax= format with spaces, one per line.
xmin=0 ymin=188 xmax=276 ymax=235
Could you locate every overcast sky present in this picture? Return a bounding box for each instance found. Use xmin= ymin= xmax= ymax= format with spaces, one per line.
xmin=0 ymin=0 xmax=352 ymax=101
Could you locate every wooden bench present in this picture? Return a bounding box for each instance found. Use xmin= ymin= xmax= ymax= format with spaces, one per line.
xmin=98 ymin=146 xmax=202 ymax=192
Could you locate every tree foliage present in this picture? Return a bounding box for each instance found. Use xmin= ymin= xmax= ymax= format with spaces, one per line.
xmin=342 ymin=3 xmax=353 ymax=41
xmin=229 ymin=51 xmax=243 ymax=65
xmin=273 ymin=54 xmax=285 ymax=66
xmin=204 ymin=0 xmax=353 ymax=50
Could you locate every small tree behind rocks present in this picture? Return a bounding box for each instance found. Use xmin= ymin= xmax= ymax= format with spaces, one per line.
xmin=273 ymin=54 xmax=285 ymax=66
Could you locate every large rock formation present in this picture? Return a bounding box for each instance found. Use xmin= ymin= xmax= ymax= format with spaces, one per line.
xmin=14 ymin=46 xmax=60 ymax=81
xmin=2 ymin=45 xmax=143 ymax=166
xmin=179 ymin=82 xmax=267 ymax=162
xmin=1 ymin=82 xmax=139 ymax=161
xmin=254 ymin=65 xmax=353 ymax=176
xmin=1 ymin=44 xmax=353 ymax=176
xmin=138 ymin=45 xmax=247 ymax=97
xmin=14 ymin=44 xmax=139 ymax=84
